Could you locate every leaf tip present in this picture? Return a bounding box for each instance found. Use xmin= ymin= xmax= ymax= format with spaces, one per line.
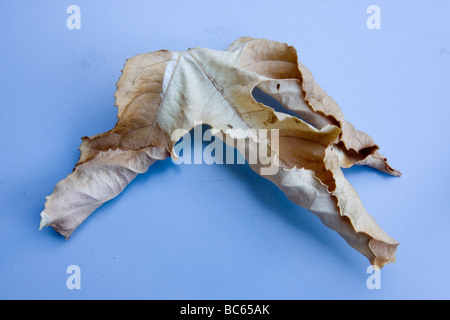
xmin=39 ymin=211 xmax=51 ymax=230
xmin=369 ymin=238 xmax=399 ymax=269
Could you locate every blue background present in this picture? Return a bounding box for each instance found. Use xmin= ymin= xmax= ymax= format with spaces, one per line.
xmin=1 ymin=0 xmax=449 ymax=299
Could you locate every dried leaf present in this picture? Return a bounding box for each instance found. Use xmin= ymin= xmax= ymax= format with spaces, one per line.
xmin=40 ymin=37 xmax=400 ymax=268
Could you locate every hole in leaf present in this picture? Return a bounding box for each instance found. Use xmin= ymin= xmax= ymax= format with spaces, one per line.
xmin=251 ymin=87 xmax=316 ymax=128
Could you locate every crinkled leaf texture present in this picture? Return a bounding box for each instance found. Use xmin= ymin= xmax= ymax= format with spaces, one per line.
xmin=41 ymin=37 xmax=400 ymax=269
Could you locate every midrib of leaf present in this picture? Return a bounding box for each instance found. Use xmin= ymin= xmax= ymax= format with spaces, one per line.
xmin=187 ymin=49 xmax=288 ymax=175
xmin=187 ymin=49 xmax=252 ymax=131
